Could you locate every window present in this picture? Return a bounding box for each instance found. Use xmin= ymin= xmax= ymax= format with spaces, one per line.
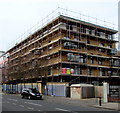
xmin=91 ymin=30 xmax=95 ymax=36
xmin=96 ymin=32 xmax=100 ymax=36
xmin=66 ymin=25 xmax=69 ymax=29
xmin=30 ymin=89 xmax=39 ymax=93
xmin=87 ymin=68 xmax=91 ymax=75
xmin=102 ymin=49 xmax=105 ymax=52
xmin=87 ymin=40 xmax=90 ymax=44
xmin=100 ymin=32 xmax=106 ymax=38
xmin=108 ymin=35 xmax=112 ymax=40
xmin=87 ymin=46 xmax=90 ymax=50
xmin=80 ymin=27 xmax=86 ymax=33
xmin=48 ymin=40 xmax=51 ymax=43
xmin=102 ymin=70 xmax=106 ymax=76
xmin=98 ymin=48 xmax=105 ymax=52
xmin=98 ymin=59 xmax=102 ymax=65
xmin=80 ymin=69 xmax=82 ymax=74
xmin=48 ymin=68 xmax=51 ymax=75
xmin=75 ymin=33 xmax=79 ymax=37
xmin=80 ymin=27 xmax=84 ymax=33
xmin=86 ymin=28 xmax=89 ymax=34
xmin=112 ymin=72 xmax=118 ymax=76
xmin=79 ymin=56 xmax=84 ymax=63
xmin=70 ymin=25 xmax=73 ymax=30
xmin=113 ymin=60 xmax=120 ymax=67
xmin=100 ymin=43 xmax=104 ymax=47
xmin=77 ymin=44 xmax=81 ymax=49
xmin=90 ymin=57 xmax=94 ymax=64
xmin=107 ymin=70 xmax=112 ymax=76
xmin=108 ymin=45 xmax=112 ymax=48
xmin=71 ymin=43 xmax=77 ymax=49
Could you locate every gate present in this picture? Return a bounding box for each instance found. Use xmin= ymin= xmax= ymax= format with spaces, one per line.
xmin=108 ymin=84 xmax=120 ymax=102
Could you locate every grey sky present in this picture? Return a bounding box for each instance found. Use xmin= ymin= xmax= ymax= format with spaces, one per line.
xmin=0 ymin=0 xmax=119 ymax=51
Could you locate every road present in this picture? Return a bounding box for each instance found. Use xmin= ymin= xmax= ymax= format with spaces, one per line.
xmin=1 ymin=94 xmax=116 ymax=112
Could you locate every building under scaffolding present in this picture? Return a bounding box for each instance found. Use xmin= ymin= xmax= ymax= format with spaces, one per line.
xmin=3 ymin=8 xmax=120 ymax=100
xmin=0 ymin=51 xmax=8 ymax=84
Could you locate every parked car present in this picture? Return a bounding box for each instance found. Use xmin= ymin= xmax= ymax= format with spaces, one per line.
xmin=21 ymin=88 xmax=42 ymax=100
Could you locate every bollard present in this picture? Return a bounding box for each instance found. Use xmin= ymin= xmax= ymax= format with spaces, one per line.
xmin=99 ymin=97 xmax=102 ymax=106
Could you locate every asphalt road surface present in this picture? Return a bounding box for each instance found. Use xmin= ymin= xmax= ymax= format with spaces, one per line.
xmin=1 ymin=94 xmax=115 ymax=112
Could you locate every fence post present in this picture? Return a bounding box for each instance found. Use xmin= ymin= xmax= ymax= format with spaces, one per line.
xmin=103 ymin=82 xmax=108 ymax=103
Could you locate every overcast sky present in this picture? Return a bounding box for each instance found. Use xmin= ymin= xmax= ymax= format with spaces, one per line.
xmin=0 ymin=0 xmax=119 ymax=51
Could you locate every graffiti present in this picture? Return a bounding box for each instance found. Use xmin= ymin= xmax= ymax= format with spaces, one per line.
xmin=72 ymin=87 xmax=80 ymax=95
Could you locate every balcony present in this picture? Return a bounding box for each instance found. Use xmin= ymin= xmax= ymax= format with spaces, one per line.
xmin=62 ymin=53 xmax=86 ymax=64
xmin=59 ymin=24 xmax=117 ymax=42
xmin=108 ymin=48 xmax=117 ymax=55
xmin=110 ymin=72 xmax=119 ymax=77
xmin=39 ymin=56 xmax=61 ymax=67
xmin=111 ymin=59 xmax=120 ymax=68
xmin=62 ymin=42 xmax=86 ymax=54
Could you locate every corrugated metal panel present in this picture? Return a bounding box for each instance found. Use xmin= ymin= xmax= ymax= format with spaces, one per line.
xmin=2 ymin=83 xmax=40 ymax=94
xmin=6 ymin=84 xmax=10 ymax=93
xmin=24 ymin=84 xmax=32 ymax=89
xmin=33 ymin=83 xmax=38 ymax=90
xmin=18 ymin=84 xmax=24 ymax=93
xmin=2 ymin=84 xmax=6 ymax=93
xmin=45 ymin=84 xmax=66 ymax=96
xmin=54 ymin=85 xmax=66 ymax=96
xmin=12 ymin=85 xmax=17 ymax=93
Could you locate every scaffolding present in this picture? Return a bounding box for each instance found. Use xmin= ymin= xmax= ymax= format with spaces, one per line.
xmin=7 ymin=7 xmax=118 ymax=51
xmin=4 ymin=7 xmax=120 ymax=96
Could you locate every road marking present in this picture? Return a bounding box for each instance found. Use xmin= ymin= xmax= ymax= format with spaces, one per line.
xmin=25 ymin=102 xmax=42 ymax=107
xmin=38 ymin=110 xmax=41 ymax=111
xmin=8 ymin=98 xmax=17 ymax=102
xmin=56 ymin=108 xmax=70 ymax=112
xmin=27 ymin=107 xmax=34 ymax=110
xmin=19 ymin=105 xmax=24 ymax=107
xmin=6 ymin=101 xmax=10 ymax=103
xmin=12 ymin=103 xmax=16 ymax=105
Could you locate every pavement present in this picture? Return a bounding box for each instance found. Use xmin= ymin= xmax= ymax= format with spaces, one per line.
xmin=93 ymin=102 xmax=120 ymax=111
